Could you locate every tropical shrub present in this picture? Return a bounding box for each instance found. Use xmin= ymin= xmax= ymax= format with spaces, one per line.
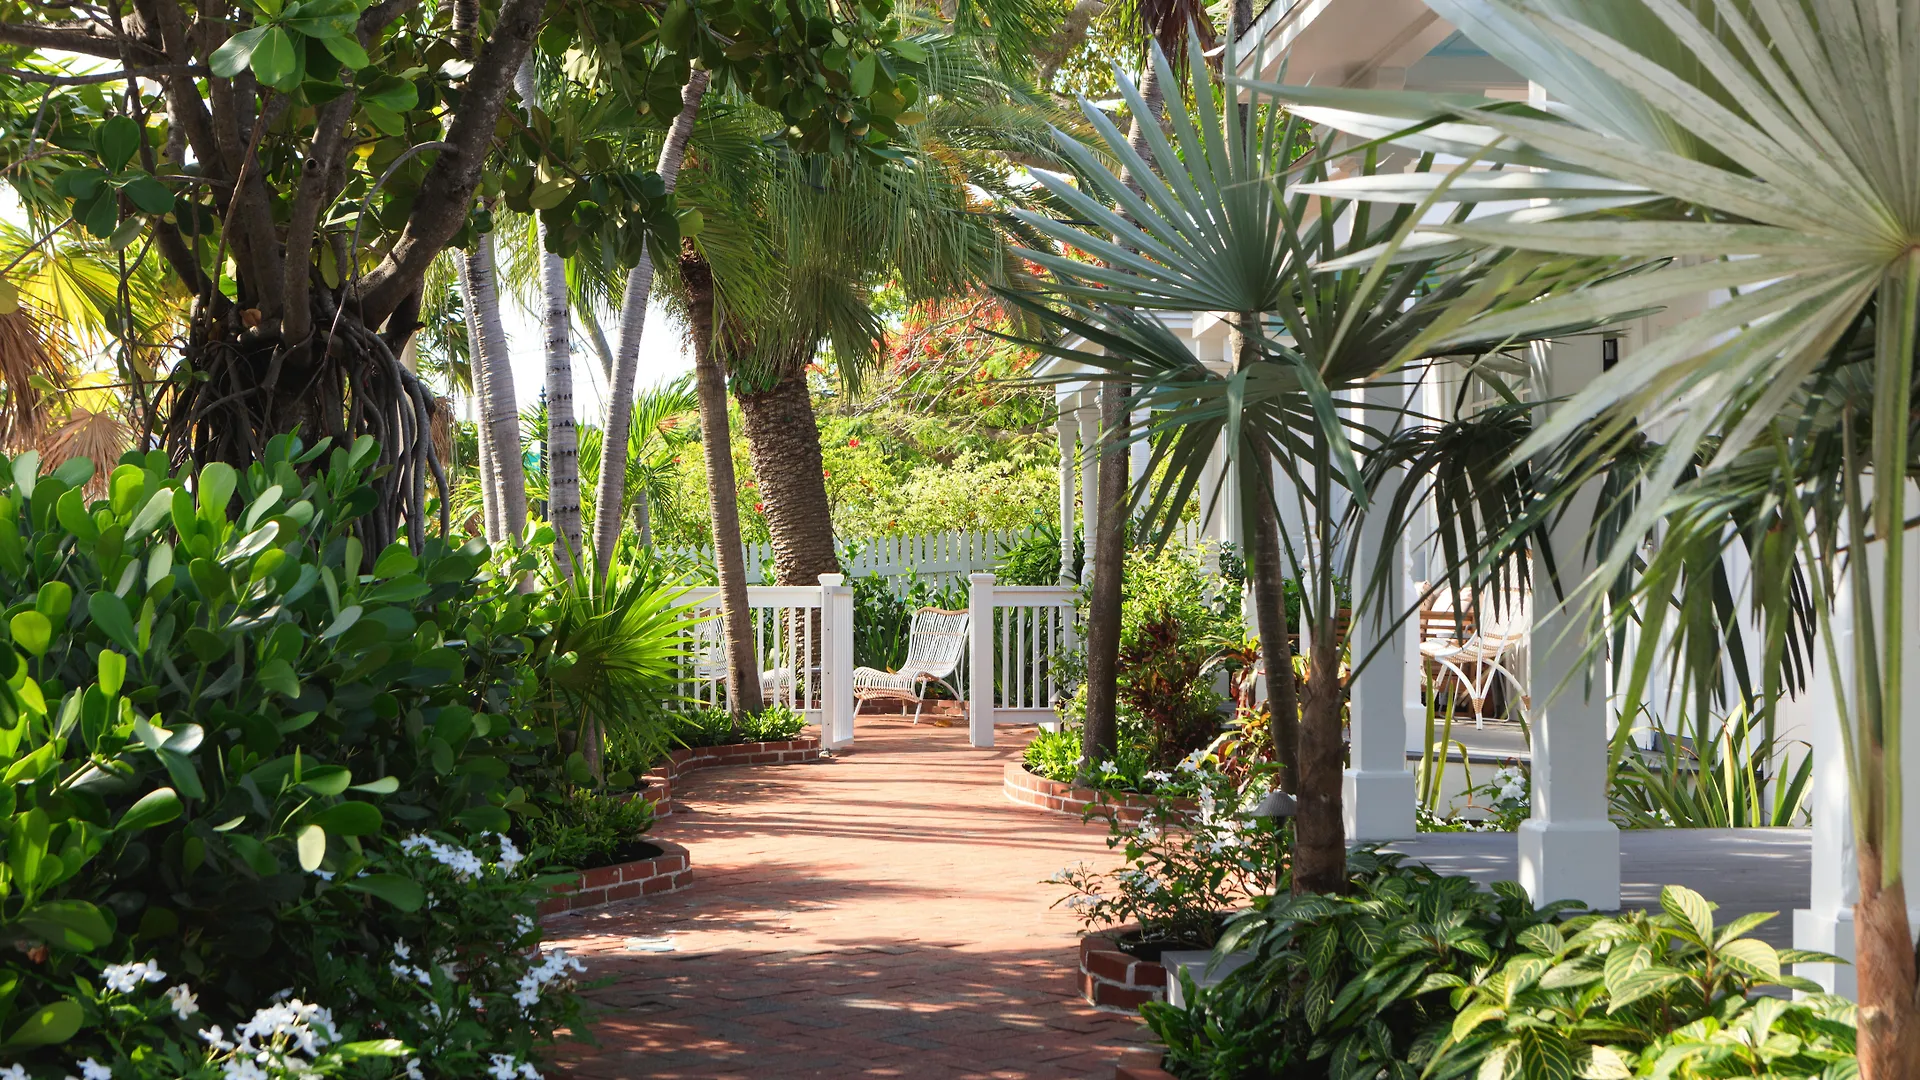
xmin=995 ymin=525 xmax=1081 ymax=586
xmin=1143 ymin=863 xmax=1853 ymax=1080
xmin=1113 ymin=549 xmax=1242 ymax=768
xmin=523 ymin=789 xmax=657 ymax=871
xmin=1049 ymin=749 xmax=1286 ymax=950
xmin=670 ymin=704 xmax=808 ymax=749
xmin=0 ymin=439 xmax=588 ymax=1075
xmin=1610 ymin=709 xmax=1814 ymax=830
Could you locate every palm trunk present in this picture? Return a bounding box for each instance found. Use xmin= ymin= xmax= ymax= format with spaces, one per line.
xmin=683 ymin=250 xmax=764 ymax=718
xmin=633 ymin=485 xmax=653 ymax=548
xmin=580 ymin=303 xmax=617 ymax=382
xmin=1080 ymin=61 xmax=1165 ymax=775
xmin=1293 ymin=448 xmax=1346 ymax=895
xmin=1856 ymin=841 xmax=1920 ymax=1078
xmin=459 ymin=263 xmax=499 ymax=539
xmin=737 ymin=365 xmax=841 ymax=586
xmin=463 ymin=235 xmax=526 ymax=542
xmin=522 ymin=62 xmax=583 ymax=573
xmin=591 ymin=69 xmax=711 ymax=581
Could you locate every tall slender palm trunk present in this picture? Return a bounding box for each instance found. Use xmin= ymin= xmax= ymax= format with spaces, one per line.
xmin=459 ymin=262 xmax=499 ymax=538
xmin=1235 ymin=314 xmax=1297 ymax=795
xmin=462 ymin=233 xmax=526 ymax=542
xmin=683 ymin=250 xmax=764 ymax=718
xmin=521 ymin=62 xmax=583 ymax=572
xmin=1081 ymin=60 xmax=1165 ymax=774
xmin=737 ymin=365 xmax=841 ymax=586
xmin=592 ymin=68 xmax=711 ymax=580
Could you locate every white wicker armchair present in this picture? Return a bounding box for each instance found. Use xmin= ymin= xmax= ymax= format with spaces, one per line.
xmin=1419 ymin=586 xmax=1531 ymax=728
xmin=853 ymin=608 xmax=970 ymax=722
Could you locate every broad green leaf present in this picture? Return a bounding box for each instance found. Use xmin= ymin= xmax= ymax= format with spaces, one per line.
xmin=1660 ymin=885 xmax=1715 ymax=944
xmin=9 ymin=611 xmax=51 ymax=657
xmin=2 ymin=1000 xmax=83 ymax=1048
xmin=297 ymin=765 xmax=352 ymax=796
xmin=97 ymin=650 xmax=126 ymax=697
xmin=307 ymin=800 xmax=382 ymax=836
xmin=14 ymin=900 xmax=113 ymax=952
xmin=1718 ymin=937 xmax=1781 ymax=980
xmin=96 ymin=115 xmax=140 ymax=172
xmin=296 ymin=823 xmax=326 ymax=871
xmin=342 ymin=873 xmax=423 ymax=912
xmin=257 ymin=657 xmax=301 ymax=698
xmin=371 ymin=543 xmax=418 ymax=578
xmin=34 ymin=580 xmax=71 ymax=622
xmin=196 ymin=461 xmax=237 ymax=521
xmin=122 ymin=174 xmax=175 ymax=214
xmin=117 ymin=786 xmax=181 ymax=833
xmin=321 ymin=33 xmax=369 ymax=68
xmin=87 ymin=591 xmax=138 ymax=654
xmin=250 ymin=27 xmax=298 ymax=89
xmin=210 ymin=26 xmax=269 ymax=78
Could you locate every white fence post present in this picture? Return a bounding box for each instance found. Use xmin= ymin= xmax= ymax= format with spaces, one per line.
xmin=968 ymin=572 xmax=996 ymax=747
xmin=819 ymin=573 xmax=854 ymax=750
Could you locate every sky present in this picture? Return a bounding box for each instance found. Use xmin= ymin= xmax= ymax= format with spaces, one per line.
xmin=485 ymin=281 xmax=695 ymax=423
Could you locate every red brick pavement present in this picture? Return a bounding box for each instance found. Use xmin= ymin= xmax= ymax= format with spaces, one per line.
xmin=546 ymin=716 xmax=1161 ymax=1079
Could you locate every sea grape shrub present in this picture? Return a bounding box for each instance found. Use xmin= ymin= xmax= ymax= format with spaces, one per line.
xmin=0 ymin=437 xmax=562 ymax=1069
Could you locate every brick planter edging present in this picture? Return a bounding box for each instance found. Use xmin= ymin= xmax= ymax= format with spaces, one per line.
xmin=1079 ymin=927 xmax=1169 ymax=1013
xmin=538 ymin=839 xmax=693 ymax=916
xmin=642 ymin=736 xmax=822 ymax=818
xmin=1003 ymin=762 xmax=1195 ymax=826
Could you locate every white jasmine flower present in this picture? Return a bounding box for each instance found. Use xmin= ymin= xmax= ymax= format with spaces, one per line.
xmin=401 ymin=834 xmax=487 ymax=879
xmin=75 ymin=1060 xmax=111 ymax=1080
xmin=1177 ymin=749 xmax=1207 ymax=773
xmin=311 ymin=868 xmax=334 ymax=881
xmin=487 ymin=1055 xmax=521 ymax=1080
xmin=1098 ymin=759 xmax=1119 ymax=776
xmin=199 ymin=1025 xmax=233 ymax=1051
xmin=219 ymin=1061 xmax=267 ymax=1080
xmin=393 ymin=941 xmax=411 ymax=960
xmin=100 ymin=959 xmax=165 ymax=993
xmin=1143 ymin=770 xmax=1171 ymax=784
xmin=405 ymin=1059 xmax=425 ymax=1080
xmin=518 ymin=1065 xmax=541 ymax=1080
xmin=0 ymin=1065 xmax=27 ymax=1080
xmin=494 ymin=833 xmax=524 ymax=873
xmin=469 ymin=996 xmax=484 ymax=1009
xmin=164 ymin=983 xmax=200 ymax=1019
xmin=512 ymin=915 xmax=535 ymax=938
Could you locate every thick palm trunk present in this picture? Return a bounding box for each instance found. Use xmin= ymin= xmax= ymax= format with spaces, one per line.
xmin=683 ymin=251 xmax=764 ymax=718
xmin=1081 ymin=61 xmax=1165 ymax=774
xmin=1857 ymin=827 xmax=1920 ymax=1076
xmin=737 ymin=366 xmax=841 ymax=586
xmin=1293 ymin=613 xmax=1345 ymax=893
xmin=1248 ymin=463 xmax=1296 ymax=791
xmin=463 ymin=235 xmax=526 ymax=542
xmin=591 ymin=69 xmax=711 ymax=580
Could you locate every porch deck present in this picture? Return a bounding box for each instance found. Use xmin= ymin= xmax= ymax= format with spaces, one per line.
xmin=1386 ymin=828 xmax=1811 ymax=948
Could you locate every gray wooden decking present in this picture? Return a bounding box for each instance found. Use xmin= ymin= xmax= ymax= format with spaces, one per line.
xmin=1385 ymin=828 xmax=1812 ymax=948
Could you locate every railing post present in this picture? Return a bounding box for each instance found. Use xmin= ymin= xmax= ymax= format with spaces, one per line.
xmin=818 ymin=573 xmax=854 ymax=750
xmin=968 ymin=572 xmax=996 ymax=747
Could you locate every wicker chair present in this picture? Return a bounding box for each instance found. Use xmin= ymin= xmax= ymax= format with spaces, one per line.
xmin=853 ymin=607 xmax=970 ymax=723
xmin=691 ymin=617 xmax=798 ymax=705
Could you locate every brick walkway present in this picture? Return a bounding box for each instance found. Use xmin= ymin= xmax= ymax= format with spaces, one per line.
xmin=548 ymin=716 xmax=1158 ymax=1079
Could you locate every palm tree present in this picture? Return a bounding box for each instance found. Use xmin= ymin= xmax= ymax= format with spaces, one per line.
xmin=1008 ymin=39 xmax=1531 ymax=894
xmin=1254 ymin=0 xmax=1920 ymax=1066
xmin=590 ymin=70 xmax=712 ymax=582
xmin=459 ymin=232 xmax=527 ymax=543
xmin=681 ymin=247 xmax=764 ymax=717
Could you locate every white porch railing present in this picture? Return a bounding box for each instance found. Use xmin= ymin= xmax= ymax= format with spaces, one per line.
xmin=660 ymin=527 xmax=1038 ymax=595
xmin=675 ymin=574 xmax=855 ymax=748
xmin=966 ymin=573 xmax=1080 ymax=747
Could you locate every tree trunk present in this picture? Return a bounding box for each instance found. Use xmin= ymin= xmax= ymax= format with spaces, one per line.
xmin=1293 ymin=449 xmax=1346 ymax=896
xmin=464 ymin=233 xmax=527 ymax=542
xmin=1079 ymin=60 xmax=1165 ymax=776
xmin=1856 ymin=835 xmax=1920 ymax=1077
xmin=459 ymin=261 xmax=500 ymax=540
xmin=591 ymin=69 xmax=711 ymax=581
xmin=633 ymin=486 xmax=653 ymax=548
xmin=1248 ymin=482 xmax=1297 ymax=798
xmin=522 ymin=62 xmax=583 ymax=573
xmin=737 ymin=365 xmax=842 ymax=586
xmin=683 ymin=250 xmax=764 ymax=719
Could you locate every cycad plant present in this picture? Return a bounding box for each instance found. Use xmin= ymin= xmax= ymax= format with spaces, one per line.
xmin=1006 ymin=38 xmax=1547 ymax=893
xmin=1252 ymin=0 xmax=1920 ymax=1067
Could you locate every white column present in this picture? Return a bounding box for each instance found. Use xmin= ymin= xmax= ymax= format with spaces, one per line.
xmin=968 ymin=572 xmax=996 ymax=747
xmin=1518 ymin=337 xmax=1621 ymax=910
xmin=818 ymin=574 xmax=854 ymax=749
xmin=1077 ymin=391 xmax=1102 ymax=583
xmin=1129 ymin=402 xmax=1150 ymax=491
xmin=1056 ymin=407 xmax=1078 ymax=585
xmin=1345 ymin=382 xmax=1417 ymax=841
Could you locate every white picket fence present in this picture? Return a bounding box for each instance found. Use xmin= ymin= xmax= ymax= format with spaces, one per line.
xmin=659 ymin=520 xmax=1219 ymax=594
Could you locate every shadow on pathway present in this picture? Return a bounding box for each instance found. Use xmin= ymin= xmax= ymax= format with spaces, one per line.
xmin=548 ymin=718 xmax=1156 ymax=1080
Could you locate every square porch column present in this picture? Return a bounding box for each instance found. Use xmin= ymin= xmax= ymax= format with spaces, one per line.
xmin=1077 ymin=391 xmax=1102 ymax=583
xmin=1518 ymin=338 xmax=1621 ymax=910
xmin=1345 ymin=382 xmax=1417 ymax=840
xmin=1056 ymin=405 xmax=1079 ymax=585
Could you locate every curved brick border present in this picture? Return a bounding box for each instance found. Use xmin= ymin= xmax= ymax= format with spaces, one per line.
xmin=1079 ymin=926 xmax=1168 ymax=1013
xmin=538 ymin=839 xmax=693 ymax=916
xmin=1002 ymin=762 xmax=1194 ymax=826
xmin=642 ymin=736 xmax=823 ymax=819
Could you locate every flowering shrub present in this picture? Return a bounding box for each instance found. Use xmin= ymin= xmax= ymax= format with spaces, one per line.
xmin=1022 ymin=725 xmax=1158 ymax=793
xmin=0 ymin=442 xmax=597 ymax=1074
xmin=1047 ymin=750 xmax=1286 ymax=949
xmin=1417 ymin=761 xmax=1531 ymax=833
xmin=299 ymin=833 xmax=589 ymax=1080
